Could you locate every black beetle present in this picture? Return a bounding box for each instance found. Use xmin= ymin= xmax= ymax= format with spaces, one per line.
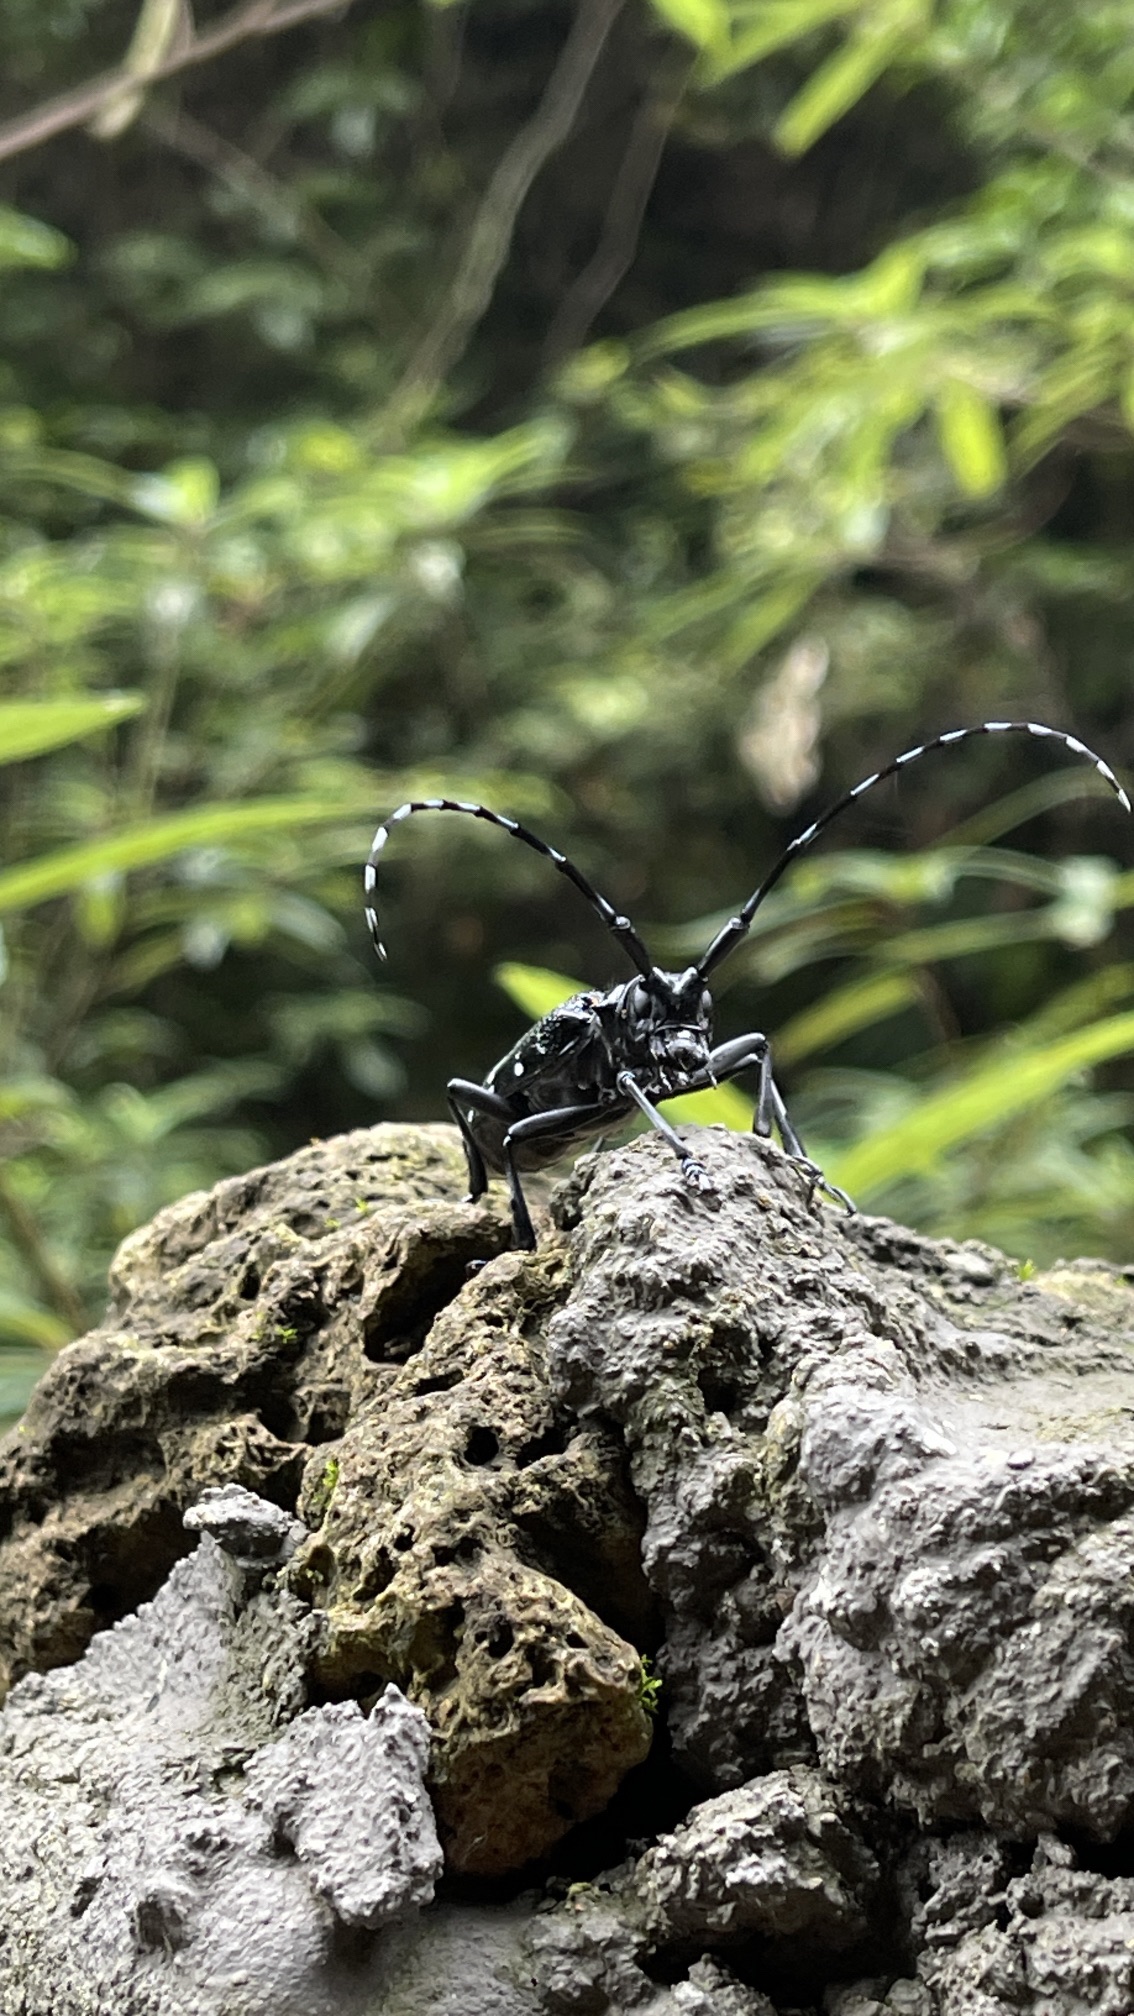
xmin=366 ymin=721 xmax=1129 ymax=1248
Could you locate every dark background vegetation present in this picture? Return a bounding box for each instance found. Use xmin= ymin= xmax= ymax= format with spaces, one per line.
xmin=3 ymin=0 xmax=1134 ymax=1413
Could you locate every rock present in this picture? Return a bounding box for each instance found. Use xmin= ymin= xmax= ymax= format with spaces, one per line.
xmin=184 ymin=1479 xmax=307 ymax=1571
xmin=631 ymin=1768 xmax=877 ymax=1946
xmin=243 ymin=1693 xmax=442 ymax=1929
xmin=288 ymin=1245 xmax=652 ymax=1873
xmin=0 ymin=1122 xmax=652 ymax=1878
xmin=904 ymin=1831 xmax=1134 ymax=2015
xmin=0 ymin=1494 xmax=441 ymax=2016
xmin=550 ymin=1131 xmax=1134 ymax=1840
xmin=0 ymin=1124 xmax=511 ymax=1699
xmin=6 ymin=1119 xmax=1134 ymax=2011
xmin=525 ymin=1886 xmax=781 ymax=2014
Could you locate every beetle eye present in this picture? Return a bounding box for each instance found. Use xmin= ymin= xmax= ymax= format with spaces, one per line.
xmin=701 ymin=989 xmax=712 ymax=1018
xmin=629 ymin=981 xmax=653 ymax=1017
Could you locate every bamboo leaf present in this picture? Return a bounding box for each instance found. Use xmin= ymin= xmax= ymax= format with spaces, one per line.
xmin=648 ymin=0 xmax=732 ymax=55
xmin=658 ymin=1082 xmax=754 ymax=1128
xmin=935 ymin=380 xmax=1008 ymax=497
xmin=0 ymin=205 xmax=72 ymax=273
xmin=774 ymin=24 xmax=909 ymax=156
xmin=826 ymin=1011 xmax=1134 ymax=1198
xmin=0 ymin=799 xmax=350 ymax=916
xmin=706 ymin=0 xmax=864 ymax=80
xmin=494 ymin=962 xmax=582 ymax=1019
xmin=775 ymin=970 xmax=918 ymax=1066
xmin=0 ymin=1343 xmax=61 ymax=1419
xmin=0 ymin=694 xmax=145 ymax=767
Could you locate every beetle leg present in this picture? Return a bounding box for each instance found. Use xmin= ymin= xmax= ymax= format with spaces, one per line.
xmin=764 ymin=1077 xmax=855 ymax=1215
xmin=616 ymin=1071 xmax=715 ymax=1195
xmin=695 ymin=1034 xmax=855 ymax=1215
xmin=446 ymin=1078 xmax=512 ymax=1203
xmin=694 ymin=1033 xmax=775 ymax=1134
xmin=502 ymin=1099 xmax=613 ymax=1250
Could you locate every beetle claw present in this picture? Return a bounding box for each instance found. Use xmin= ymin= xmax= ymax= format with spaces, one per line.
xmin=797 ymin=1158 xmax=855 ymax=1215
xmin=681 ymin=1157 xmax=715 ymax=1195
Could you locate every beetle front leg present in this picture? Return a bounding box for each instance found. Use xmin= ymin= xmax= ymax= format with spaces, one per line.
xmin=502 ymin=1099 xmax=612 ymax=1250
xmin=696 ymin=1032 xmax=774 ymax=1133
xmin=616 ymin=1072 xmax=715 ymax=1195
xmin=765 ymin=1077 xmax=855 ymax=1214
xmin=700 ymin=1034 xmax=855 ymax=1214
xmin=446 ymin=1078 xmax=511 ymax=1203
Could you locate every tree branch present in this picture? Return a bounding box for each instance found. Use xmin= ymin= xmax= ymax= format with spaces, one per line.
xmin=388 ymin=0 xmax=625 ymax=426
xmin=144 ymin=101 xmax=362 ymax=281
xmin=0 ymin=0 xmax=358 ymax=167
xmin=543 ymin=65 xmax=687 ymax=369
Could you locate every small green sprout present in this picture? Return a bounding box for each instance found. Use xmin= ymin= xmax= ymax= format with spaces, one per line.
xmin=637 ymin=1655 xmax=662 ymax=1716
xmin=308 ymin=1455 xmax=340 ymax=1523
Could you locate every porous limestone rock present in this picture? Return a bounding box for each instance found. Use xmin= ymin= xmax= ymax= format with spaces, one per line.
xmin=0 ymin=1123 xmax=652 ymax=1877
xmin=630 ymin=1768 xmax=877 ymax=1946
xmin=549 ymin=1131 xmax=1134 ymax=1842
xmin=5 ymin=1120 xmax=1134 ymax=2013
xmin=0 ymin=1489 xmax=442 ymax=2016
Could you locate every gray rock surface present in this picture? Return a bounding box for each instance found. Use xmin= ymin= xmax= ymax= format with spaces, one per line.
xmin=550 ymin=1135 xmax=1134 ymax=1843
xmin=0 ymin=1492 xmax=441 ymax=2015
xmin=5 ymin=1119 xmax=1134 ymax=2012
xmin=631 ymin=1768 xmax=877 ymax=1945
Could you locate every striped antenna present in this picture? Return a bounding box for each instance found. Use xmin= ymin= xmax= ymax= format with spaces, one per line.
xmin=695 ymin=720 xmax=1131 ymax=981
xmin=364 ymin=797 xmax=657 ymax=979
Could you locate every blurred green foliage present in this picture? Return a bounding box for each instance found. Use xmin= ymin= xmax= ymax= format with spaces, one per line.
xmin=2 ymin=0 xmax=1134 ymax=1417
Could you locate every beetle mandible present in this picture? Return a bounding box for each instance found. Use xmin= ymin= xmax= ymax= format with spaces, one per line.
xmin=365 ymin=721 xmax=1130 ymax=1249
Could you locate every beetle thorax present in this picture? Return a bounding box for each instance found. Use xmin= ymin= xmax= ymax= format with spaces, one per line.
xmin=605 ymin=966 xmax=715 ymax=1098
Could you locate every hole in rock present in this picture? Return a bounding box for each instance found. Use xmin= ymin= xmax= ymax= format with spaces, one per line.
xmin=239 ymin=1266 xmax=261 ymax=1301
xmin=515 ymin=1420 xmax=569 ymax=1466
xmin=695 ymin=1364 xmax=744 ymax=1417
xmin=1059 ymin=1825 xmax=1134 ymax=1879
xmin=362 ymin=1245 xmax=500 ymax=1364
xmin=432 ymin=1534 xmax=481 ymax=1567
xmin=257 ymin=1388 xmax=306 ymax=1443
xmin=512 ymin=1444 xmax=657 ymax=1648
xmin=353 ymin=1550 xmax=395 ymax=1602
xmin=544 ymin=1721 xmax=700 ymax=1885
xmin=486 ymin=1623 xmax=515 ymax=1659
xmin=411 ymin=1371 xmax=462 ymax=1397
xmin=464 ymin=1426 xmax=500 ymax=1466
xmin=76 ymin=1497 xmax=192 ymax=1634
xmin=50 ymin=1428 xmax=164 ymax=1497
xmin=301 ymin=1393 xmax=350 ymax=1445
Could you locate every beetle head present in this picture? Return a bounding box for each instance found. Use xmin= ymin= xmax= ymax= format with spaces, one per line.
xmin=615 ymin=967 xmax=714 ymax=1096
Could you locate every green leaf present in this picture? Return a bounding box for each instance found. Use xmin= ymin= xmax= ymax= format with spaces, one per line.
xmin=774 ymin=24 xmax=910 ymax=156
xmin=0 ymin=798 xmax=351 ymax=916
xmin=705 ymin=0 xmax=864 ymax=80
xmin=0 ymin=204 xmax=72 ymax=273
xmin=775 ymin=970 xmax=919 ymax=1067
xmin=0 ymin=1346 xmax=57 ymax=1421
xmin=658 ymin=1082 xmax=754 ymax=1128
xmin=934 ymin=381 xmax=1008 ymax=497
xmin=0 ymin=694 xmax=145 ymax=767
xmin=648 ymin=0 xmax=731 ymax=54
xmin=131 ymin=456 xmax=220 ymax=526
xmin=826 ymin=1010 xmax=1134 ymax=1199
xmin=494 ymin=962 xmax=582 ymax=1018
